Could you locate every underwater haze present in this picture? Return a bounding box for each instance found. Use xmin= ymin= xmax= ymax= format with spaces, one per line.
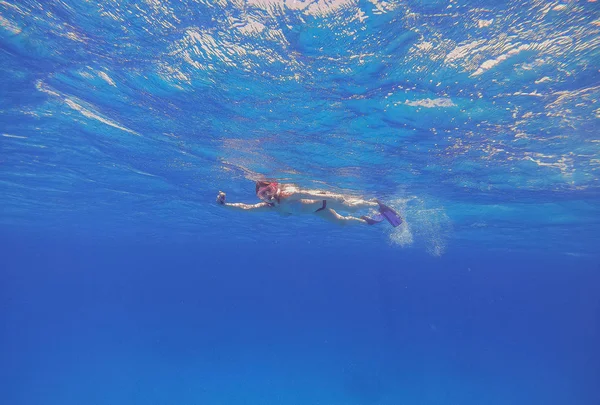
xmin=1 ymin=0 xmax=599 ymax=404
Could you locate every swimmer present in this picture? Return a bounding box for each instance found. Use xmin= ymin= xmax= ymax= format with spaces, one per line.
xmin=216 ymin=180 xmax=402 ymax=227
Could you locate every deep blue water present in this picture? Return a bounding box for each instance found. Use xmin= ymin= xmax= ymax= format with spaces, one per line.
xmin=1 ymin=0 xmax=600 ymax=404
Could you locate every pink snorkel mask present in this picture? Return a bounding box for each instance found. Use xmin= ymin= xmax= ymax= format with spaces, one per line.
xmin=257 ymin=182 xmax=279 ymax=202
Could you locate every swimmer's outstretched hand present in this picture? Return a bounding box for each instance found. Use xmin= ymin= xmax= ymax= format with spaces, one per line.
xmin=216 ymin=191 xmax=226 ymax=205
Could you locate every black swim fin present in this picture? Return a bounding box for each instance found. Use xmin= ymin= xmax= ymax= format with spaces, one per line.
xmin=376 ymin=200 xmax=403 ymax=227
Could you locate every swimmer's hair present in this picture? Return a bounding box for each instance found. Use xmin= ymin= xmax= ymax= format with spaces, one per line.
xmin=255 ymin=181 xmax=273 ymax=194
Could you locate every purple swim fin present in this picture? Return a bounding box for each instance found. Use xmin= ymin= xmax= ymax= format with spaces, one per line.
xmin=361 ymin=214 xmax=384 ymax=225
xmin=376 ymin=200 xmax=403 ymax=227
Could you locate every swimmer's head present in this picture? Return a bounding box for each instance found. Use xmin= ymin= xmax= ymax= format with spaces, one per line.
xmin=256 ymin=181 xmax=279 ymax=202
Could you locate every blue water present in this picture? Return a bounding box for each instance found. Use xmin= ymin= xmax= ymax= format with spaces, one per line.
xmin=1 ymin=0 xmax=599 ymax=404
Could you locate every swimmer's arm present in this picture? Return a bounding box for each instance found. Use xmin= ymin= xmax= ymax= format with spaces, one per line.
xmin=222 ymin=201 xmax=272 ymax=211
xmin=216 ymin=191 xmax=272 ymax=212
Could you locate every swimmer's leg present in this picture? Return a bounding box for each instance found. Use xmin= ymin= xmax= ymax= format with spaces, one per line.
xmin=327 ymin=197 xmax=379 ymax=213
xmin=316 ymin=207 xmax=372 ymax=226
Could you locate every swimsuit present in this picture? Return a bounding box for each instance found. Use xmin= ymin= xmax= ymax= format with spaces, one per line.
xmin=314 ymin=200 xmax=327 ymax=213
